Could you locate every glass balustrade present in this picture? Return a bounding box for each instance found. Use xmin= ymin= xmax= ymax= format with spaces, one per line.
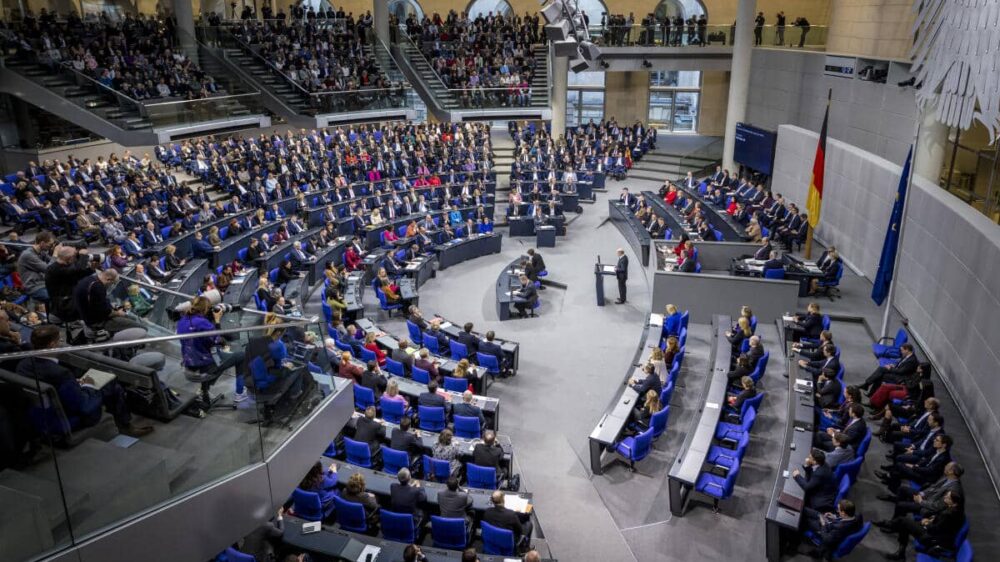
xmin=0 ymin=275 xmax=343 ymax=561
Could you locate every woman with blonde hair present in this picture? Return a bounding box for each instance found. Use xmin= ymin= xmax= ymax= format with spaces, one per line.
xmin=663 ymin=303 xmax=683 ymax=337
xmin=649 ymin=347 xmax=668 ymax=384
xmin=726 ymin=316 xmax=752 ymax=356
xmin=632 ymin=389 xmax=663 ymax=430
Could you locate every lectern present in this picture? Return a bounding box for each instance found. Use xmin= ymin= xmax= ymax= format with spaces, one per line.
xmin=595 ymin=261 xmax=618 ymax=306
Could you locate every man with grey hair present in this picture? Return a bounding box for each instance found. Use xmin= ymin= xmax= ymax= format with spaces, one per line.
xmin=72 ymin=268 xmax=143 ymax=334
xmin=390 ymin=466 xmax=426 ymax=526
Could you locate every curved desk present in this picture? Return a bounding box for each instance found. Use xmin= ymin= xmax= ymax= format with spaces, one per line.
xmin=667 ymin=314 xmax=732 ymax=516
xmin=435 ymin=232 xmax=503 ymax=271
xmin=495 ymin=257 xmax=526 ymax=322
xmin=608 ymin=200 xmax=651 ymax=266
xmin=642 ymin=190 xmax=702 ymax=243
xmin=677 ymin=185 xmax=750 ymax=242
xmin=587 ymin=313 xmax=662 ymax=474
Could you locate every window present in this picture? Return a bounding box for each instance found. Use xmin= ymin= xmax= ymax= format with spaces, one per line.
xmin=648 ymin=71 xmax=700 ymax=132
xmin=388 ymin=0 xmax=423 ymax=21
xmin=467 ymin=0 xmax=513 ymax=19
xmin=653 ymin=0 xmax=706 ymax=20
xmin=650 ymin=71 xmax=701 ymax=88
xmin=566 ymin=71 xmax=605 ymax=127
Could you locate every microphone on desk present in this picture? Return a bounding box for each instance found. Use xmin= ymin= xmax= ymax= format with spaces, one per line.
xmin=597 ymin=254 xmax=602 ymax=265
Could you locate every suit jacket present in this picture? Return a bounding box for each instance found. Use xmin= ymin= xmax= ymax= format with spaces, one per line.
xmin=805 ymin=356 xmax=840 ymax=377
xmin=418 ymin=391 xmax=451 ymax=414
xmin=678 ymin=258 xmax=697 ymax=273
xmin=390 ymin=428 xmax=423 ymax=459
xmin=390 ymin=348 xmax=414 ymax=372
xmin=472 ymin=443 xmax=504 ymax=469
xmin=456 ymin=331 xmax=479 ymax=355
xmin=631 ymin=372 xmax=663 ymax=398
xmin=825 ymin=445 xmax=855 ymax=469
xmin=353 ymin=417 xmax=385 ymax=452
xmin=795 ymin=463 xmax=837 ymax=511
xmin=753 ymin=244 xmax=772 ymax=260
xmin=615 ymin=254 xmax=629 ymax=280
xmin=795 ymin=313 xmax=824 ymax=339
xmin=453 ymin=402 xmax=486 ymax=427
xmin=887 ymin=353 xmax=918 ymax=378
xmin=840 ymin=417 xmax=868 ymax=449
xmin=920 ymin=478 xmax=964 ymax=516
xmin=817 ymin=516 xmax=864 ymax=555
xmin=413 ymin=357 xmax=439 ymax=379
xmin=438 ymin=489 xmax=473 ymax=520
xmin=389 ymin=482 xmax=427 ymax=518
xmin=816 ymin=377 xmax=843 ymax=409
xmin=359 ymin=370 xmax=387 ymax=397
xmin=483 ymin=506 xmax=523 ymax=541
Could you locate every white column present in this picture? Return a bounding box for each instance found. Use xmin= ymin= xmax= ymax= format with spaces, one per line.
xmin=550 ymin=45 xmax=568 ymax=140
xmin=172 ymin=0 xmax=197 ymax=56
xmin=722 ymin=0 xmax=758 ymax=172
xmin=914 ymin=107 xmax=948 ymax=184
xmin=374 ymin=0 xmax=389 ymax=44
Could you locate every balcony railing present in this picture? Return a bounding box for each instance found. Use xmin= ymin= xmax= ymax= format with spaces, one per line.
xmin=587 ymin=23 xmax=828 ymax=50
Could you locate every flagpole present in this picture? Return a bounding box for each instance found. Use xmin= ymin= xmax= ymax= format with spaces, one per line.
xmin=879 ymin=115 xmax=922 ymax=339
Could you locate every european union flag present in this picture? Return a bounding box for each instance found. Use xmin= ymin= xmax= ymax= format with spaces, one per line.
xmin=871 ymin=147 xmax=913 ymax=306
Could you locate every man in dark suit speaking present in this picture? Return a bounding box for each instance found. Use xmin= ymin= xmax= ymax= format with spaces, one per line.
xmin=614 ymin=248 xmax=629 ymax=304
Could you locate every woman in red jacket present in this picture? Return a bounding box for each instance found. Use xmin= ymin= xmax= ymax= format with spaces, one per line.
xmin=363 ymin=332 xmax=387 ymax=367
xmin=344 ymin=246 xmax=362 ymax=270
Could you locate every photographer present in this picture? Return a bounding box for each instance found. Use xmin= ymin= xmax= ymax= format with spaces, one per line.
xmin=177 ymin=296 xmax=248 ymax=407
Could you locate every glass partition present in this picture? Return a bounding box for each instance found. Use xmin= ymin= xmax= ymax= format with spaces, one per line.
xmin=0 ymin=278 xmax=338 ymax=561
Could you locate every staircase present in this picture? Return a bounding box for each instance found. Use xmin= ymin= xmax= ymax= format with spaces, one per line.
xmin=210 ymin=30 xmax=415 ymax=127
xmin=628 ymin=151 xmax=721 ymax=183
xmin=0 ymin=58 xmax=158 ymax=145
xmin=390 ymin=36 xmax=552 ymax=122
xmin=0 ymin=54 xmax=270 ymax=146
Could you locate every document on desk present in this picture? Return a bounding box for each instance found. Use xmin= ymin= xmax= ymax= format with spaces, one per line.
xmin=705 ymin=401 xmax=721 ymax=410
xmin=356 ymin=545 xmax=381 ymax=562
xmin=649 ymin=313 xmax=664 ymax=327
xmin=505 ymin=495 xmax=531 ymax=513
xmin=794 ymin=379 xmax=814 ymax=393
xmin=601 ymin=265 xmax=617 ymax=274
xmin=782 ymin=315 xmax=795 ymax=322
xmin=440 ymin=322 xmax=453 ymax=329
xmin=746 ymin=259 xmax=766 ymax=266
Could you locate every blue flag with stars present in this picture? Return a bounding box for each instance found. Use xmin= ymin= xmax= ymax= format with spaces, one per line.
xmin=871 ymin=147 xmax=913 ymax=306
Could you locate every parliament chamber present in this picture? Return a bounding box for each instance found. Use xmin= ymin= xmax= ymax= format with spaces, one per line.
xmin=0 ymin=1 xmax=998 ymax=562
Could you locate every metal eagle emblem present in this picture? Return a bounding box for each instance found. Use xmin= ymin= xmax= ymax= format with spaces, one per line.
xmin=909 ymin=0 xmax=1000 ymax=142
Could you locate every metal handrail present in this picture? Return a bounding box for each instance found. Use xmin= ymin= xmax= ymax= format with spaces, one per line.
xmin=211 ymin=26 xmax=313 ymax=99
xmin=56 ymin=60 xmax=145 ymax=109
xmin=142 ymin=90 xmax=263 ymax=108
xmin=0 ymin=317 xmax=315 ymax=362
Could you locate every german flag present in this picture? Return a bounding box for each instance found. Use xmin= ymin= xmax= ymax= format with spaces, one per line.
xmin=806 ymin=90 xmax=831 ymax=229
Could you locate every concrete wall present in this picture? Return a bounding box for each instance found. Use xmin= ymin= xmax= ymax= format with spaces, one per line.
xmin=603 ymin=71 xmax=650 ymax=125
xmin=746 ymin=48 xmax=917 ymax=164
xmin=652 ymin=271 xmax=799 ymax=324
xmin=772 ymin=124 xmax=1000 ymax=487
xmin=826 ymin=0 xmax=914 ymax=60
xmin=698 ymin=70 xmax=728 ymax=136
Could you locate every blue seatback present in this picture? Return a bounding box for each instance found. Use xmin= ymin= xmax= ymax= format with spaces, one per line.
xmin=380 ymin=509 xmax=416 ymax=543
xmin=380 ymin=397 xmax=406 ymax=423
xmin=291 ymin=488 xmax=324 ymax=522
xmin=411 ymin=366 xmax=431 ymax=384
xmin=381 ymin=447 xmax=409 ymax=475
xmin=418 ymin=405 xmax=446 ymax=431
xmin=422 ymin=454 xmax=451 ymax=482
xmin=481 ymin=522 xmax=516 ymax=556
xmin=353 ymin=385 xmax=376 ymax=410
xmin=477 ymin=352 xmax=501 ymax=373
xmin=443 ymin=376 xmax=467 ymax=393
xmin=449 ymin=340 xmax=468 ymax=360
xmin=831 ymin=522 xmax=871 ymax=559
xmin=406 ymin=321 xmax=423 ymax=344
xmin=454 ymin=415 xmax=481 ymax=439
xmin=467 ymin=463 xmax=497 ymax=490
xmin=343 ymin=437 xmax=372 ymax=468
xmin=650 ymin=406 xmax=670 ymax=439
xmin=385 ymin=358 xmax=405 ymax=377
xmin=833 ymin=456 xmax=863 ymax=485
xmin=431 ymin=516 xmax=469 ymax=549
xmin=332 ymin=496 xmax=367 ymax=533
xmin=422 ymin=333 xmax=440 ymax=353
xmin=359 ymin=346 xmax=377 ymax=363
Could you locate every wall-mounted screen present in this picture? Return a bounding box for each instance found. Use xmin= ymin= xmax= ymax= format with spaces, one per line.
xmin=734 ymin=123 xmax=777 ymax=175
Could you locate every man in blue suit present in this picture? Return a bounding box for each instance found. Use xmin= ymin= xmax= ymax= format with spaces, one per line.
xmin=793 ymin=448 xmax=837 ymax=512
xmin=191 ymin=231 xmax=214 ymax=259
xmin=17 ymin=325 xmax=152 ymax=437
xmin=478 ymin=330 xmax=506 ymax=370
xmin=453 ymin=390 xmax=486 ymax=429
